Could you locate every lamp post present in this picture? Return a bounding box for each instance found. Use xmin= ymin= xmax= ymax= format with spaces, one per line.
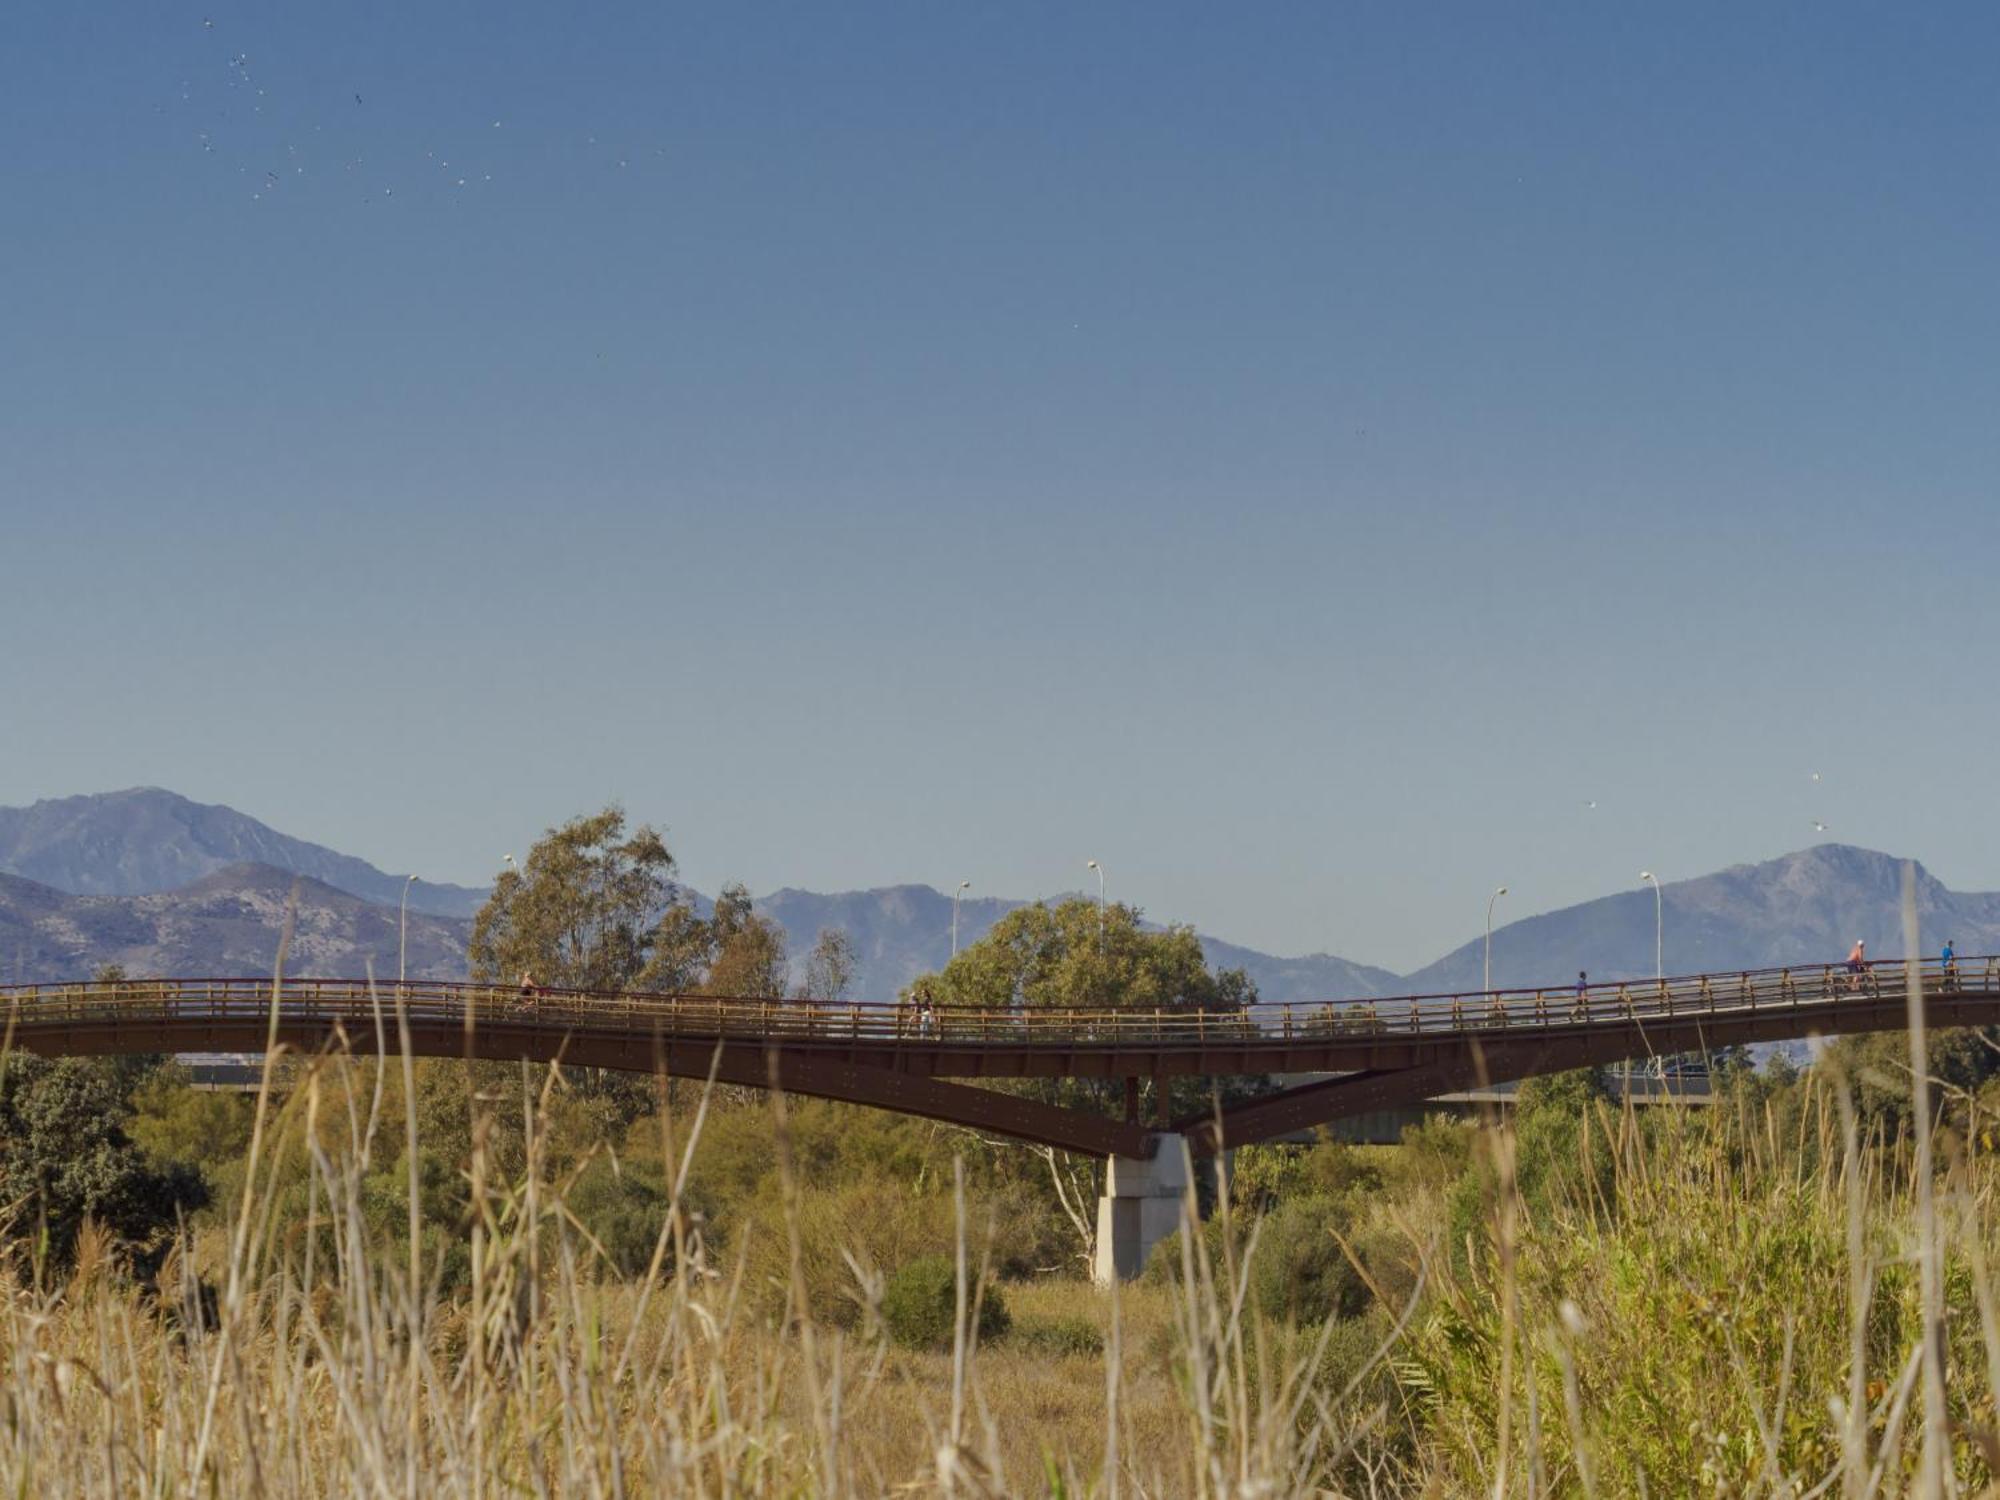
xmin=1639 ymin=871 xmax=1663 ymax=980
xmin=398 ymin=873 xmax=418 ymax=987
xmin=951 ymin=880 xmax=971 ymax=957
xmin=1484 ymin=886 xmax=1508 ymax=994
xmin=1085 ymin=860 xmax=1105 ymax=945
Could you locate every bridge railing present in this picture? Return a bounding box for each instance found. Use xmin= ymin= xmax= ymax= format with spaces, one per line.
xmin=0 ymin=956 xmax=1991 ymax=1050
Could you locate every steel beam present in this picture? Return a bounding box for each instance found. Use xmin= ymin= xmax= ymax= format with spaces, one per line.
xmin=6 ymin=970 xmax=2000 ymax=1156
xmin=7 ymin=1014 xmax=1154 ymax=1158
xmin=1177 ymin=994 xmax=2000 ymax=1151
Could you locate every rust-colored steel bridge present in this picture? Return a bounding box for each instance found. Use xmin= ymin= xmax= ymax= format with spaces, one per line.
xmin=3 ymin=958 xmax=1994 ymax=1156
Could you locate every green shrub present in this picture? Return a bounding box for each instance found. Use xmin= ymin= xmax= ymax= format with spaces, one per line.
xmin=670 ymin=1098 xmax=1076 ymax=1326
xmin=1009 ymin=1313 xmax=1102 ymax=1358
xmin=565 ymin=1156 xmax=672 ymax=1276
xmin=1244 ymin=1194 xmax=1368 ymax=1326
xmin=1383 ymin=1114 xmax=1473 ymax=1194
xmin=1230 ymin=1138 xmax=1392 ymax=1214
xmin=129 ymin=1069 xmax=256 ymax=1187
xmin=881 ymin=1254 xmax=1010 ymax=1350
xmin=1141 ymin=1212 xmax=1227 ymax=1287
xmin=0 ymin=1055 xmax=208 ymax=1265
xmin=1144 ymin=1195 xmax=1369 ymax=1327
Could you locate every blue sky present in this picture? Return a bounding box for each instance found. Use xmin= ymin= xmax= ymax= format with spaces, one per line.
xmin=6 ymin=3 xmax=1999 ymax=971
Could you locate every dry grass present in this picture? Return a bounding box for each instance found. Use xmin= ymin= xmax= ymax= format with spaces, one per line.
xmin=5 ymin=967 xmax=2000 ymax=1494
xmin=0 ymin=1007 xmax=1398 ymax=1499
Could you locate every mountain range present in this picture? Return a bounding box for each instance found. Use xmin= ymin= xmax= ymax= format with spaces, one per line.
xmin=1404 ymin=843 xmax=2000 ymax=994
xmin=755 ymin=885 xmax=1405 ymax=1006
xmin=0 ymin=789 xmax=1990 ymax=1000
xmin=0 ymin=863 xmax=469 ymax=984
xmin=0 ymin=789 xmax=488 ymax=917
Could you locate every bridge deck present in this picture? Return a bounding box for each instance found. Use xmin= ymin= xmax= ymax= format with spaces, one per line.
xmin=2 ymin=957 xmax=1990 ymax=1154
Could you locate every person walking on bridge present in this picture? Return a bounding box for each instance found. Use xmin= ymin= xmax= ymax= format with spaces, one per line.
xmin=1845 ymin=939 xmax=1866 ymax=992
xmin=1942 ymin=939 xmax=1957 ymax=990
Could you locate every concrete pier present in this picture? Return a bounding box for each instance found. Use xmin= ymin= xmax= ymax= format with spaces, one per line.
xmin=1093 ymin=1134 xmax=1189 ymax=1285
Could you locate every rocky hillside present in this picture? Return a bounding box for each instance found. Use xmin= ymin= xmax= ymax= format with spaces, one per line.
xmin=0 ymin=863 xmax=471 ymax=985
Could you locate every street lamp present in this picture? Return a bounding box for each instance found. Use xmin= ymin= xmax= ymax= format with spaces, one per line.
xmin=951 ymin=880 xmax=971 ymax=957
xmin=1639 ymin=871 xmax=1663 ymax=980
xmin=399 ymin=873 xmax=418 ymax=986
xmin=1485 ymin=886 xmax=1508 ymax=994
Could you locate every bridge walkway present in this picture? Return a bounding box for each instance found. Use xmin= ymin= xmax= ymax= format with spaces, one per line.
xmin=1 ymin=955 xmax=1989 ymax=1154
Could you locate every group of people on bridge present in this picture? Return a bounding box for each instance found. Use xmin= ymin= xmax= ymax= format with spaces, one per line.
xmin=1839 ymin=938 xmax=1958 ymax=990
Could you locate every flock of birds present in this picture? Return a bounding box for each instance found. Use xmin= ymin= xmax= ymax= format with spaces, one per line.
xmin=170 ymin=14 xmax=657 ymax=207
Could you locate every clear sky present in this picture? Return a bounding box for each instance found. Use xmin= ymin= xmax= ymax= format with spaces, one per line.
xmin=7 ymin=2 xmax=1999 ymax=971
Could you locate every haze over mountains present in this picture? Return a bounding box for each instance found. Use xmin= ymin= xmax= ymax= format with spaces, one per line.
xmin=0 ymin=790 xmax=1990 ymax=998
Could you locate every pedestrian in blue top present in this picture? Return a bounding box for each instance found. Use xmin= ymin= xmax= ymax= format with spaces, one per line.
xmin=1942 ymin=939 xmax=1957 ymax=988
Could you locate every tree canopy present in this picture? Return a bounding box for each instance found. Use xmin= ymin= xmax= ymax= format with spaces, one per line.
xmin=701 ymin=884 xmax=790 ymax=997
xmin=0 ymin=1054 xmax=206 ymax=1266
xmin=908 ymin=897 xmax=1253 ymax=1014
xmin=468 ymin=808 xmax=790 ymax=996
xmin=469 ymin=807 xmax=683 ymax=991
xmin=899 ymin=897 xmax=1259 ymax=1138
xmin=796 ymin=928 xmax=859 ymax=1003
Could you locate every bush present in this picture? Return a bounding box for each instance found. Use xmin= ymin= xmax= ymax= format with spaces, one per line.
xmin=723 ymin=1168 xmax=1068 ymax=1329
xmin=1229 ymin=1143 xmax=1315 ymax=1209
xmin=671 ymin=1098 xmax=1077 ymax=1325
xmin=0 ymin=1056 xmax=208 ymax=1266
xmin=881 ymin=1254 xmax=1010 ymax=1350
xmin=1384 ymin=1114 xmax=1473 ymax=1194
xmin=1141 ymin=1211 xmax=1226 ymax=1287
xmin=129 ymin=1069 xmax=256 ymax=1188
xmin=1244 ymin=1194 xmax=1369 ymax=1326
xmin=565 ymin=1156 xmax=672 ymax=1276
xmin=1009 ymin=1313 xmax=1102 ymax=1358
xmin=1144 ymin=1194 xmax=1369 ymax=1327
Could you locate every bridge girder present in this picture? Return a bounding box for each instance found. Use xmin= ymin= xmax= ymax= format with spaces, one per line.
xmin=5 ymin=970 xmax=1997 ymax=1157
xmin=14 ymin=1015 xmax=1156 ymax=1158
xmin=1176 ymin=992 xmax=2000 ymax=1151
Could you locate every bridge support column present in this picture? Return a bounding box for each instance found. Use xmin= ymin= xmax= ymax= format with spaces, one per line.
xmin=1093 ymin=1134 xmax=1188 ymax=1286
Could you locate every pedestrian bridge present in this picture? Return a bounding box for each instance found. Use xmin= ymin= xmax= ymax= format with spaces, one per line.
xmin=4 ymin=956 xmax=1991 ymax=1158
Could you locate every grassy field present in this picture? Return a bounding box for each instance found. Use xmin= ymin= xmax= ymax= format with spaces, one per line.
xmin=2 ymin=1030 xmax=1998 ymax=1496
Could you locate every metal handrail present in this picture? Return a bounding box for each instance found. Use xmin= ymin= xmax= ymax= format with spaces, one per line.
xmin=0 ymin=955 xmax=1989 ymax=1051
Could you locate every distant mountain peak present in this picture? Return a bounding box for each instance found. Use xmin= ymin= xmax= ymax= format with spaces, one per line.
xmin=0 ymin=789 xmax=489 ymax=918
xmin=1405 ymin=842 xmax=1998 ymax=994
xmin=4 ymin=796 xmax=1994 ymax=1012
xmin=183 ymin=860 xmax=355 ymax=901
